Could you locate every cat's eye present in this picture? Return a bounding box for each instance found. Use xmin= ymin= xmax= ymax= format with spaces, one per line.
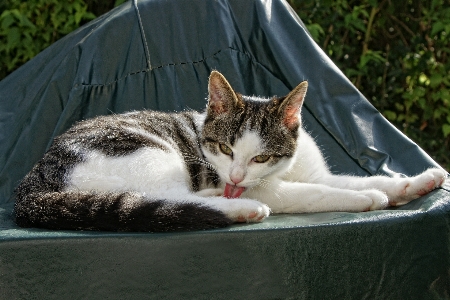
xmin=219 ymin=143 xmax=233 ymax=156
xmin=252 ymin=155 xmax=271 ymax=163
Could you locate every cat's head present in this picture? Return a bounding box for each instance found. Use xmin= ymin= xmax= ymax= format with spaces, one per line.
xmin=201 ymin=71 xmax=307 ymax=197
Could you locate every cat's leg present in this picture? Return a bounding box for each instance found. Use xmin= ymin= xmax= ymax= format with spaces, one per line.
xmin=245 ymin=180 xmax=388 ymax=213
xmin=177 ymin=194 xmax=270 ymax=223
xmin=290 ymin=129 xmax=447 ymax=207
xmin=208 ymin=197 xmax=270 ymax=222
xmin=194 ymin=189 xmax=270 ymax=222
xmin=318 ymin=168 xmax=447 ymax=206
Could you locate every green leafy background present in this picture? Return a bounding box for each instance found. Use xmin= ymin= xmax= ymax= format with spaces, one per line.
xmin=1 ymin=0 xmax=449 ymax=170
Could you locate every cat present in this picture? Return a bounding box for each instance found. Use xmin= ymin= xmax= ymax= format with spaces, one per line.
xmin=14 ymin=70 xmax=447 ymax=232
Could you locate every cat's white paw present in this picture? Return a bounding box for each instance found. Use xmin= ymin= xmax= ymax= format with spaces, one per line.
xmin=389 ymin=168 xmax=447 ymax=206
xmin=340 ymin=190 xmax=388 ymax=212
xmin=213 ymin=198 xmax=270 ymax=223
xmin=359 ymin=189 xmax=389 ymax=211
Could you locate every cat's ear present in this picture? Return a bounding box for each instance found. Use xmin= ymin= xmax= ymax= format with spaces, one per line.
xmin=207 ymin=71 xmax=244 ymax=115
xmin=279 ymin=81 xmax=308 ymax=130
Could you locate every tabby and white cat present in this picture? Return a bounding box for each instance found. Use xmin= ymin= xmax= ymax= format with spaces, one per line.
xmin=15 ymin=71 xmax=447 ymax=232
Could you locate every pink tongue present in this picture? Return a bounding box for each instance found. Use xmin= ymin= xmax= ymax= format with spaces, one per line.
xmin=224 ymin=183 xmax=246 ymax=199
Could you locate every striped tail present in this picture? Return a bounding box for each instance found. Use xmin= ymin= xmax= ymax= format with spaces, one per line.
xmin=14 ymin=191 xmax=232 ymax=232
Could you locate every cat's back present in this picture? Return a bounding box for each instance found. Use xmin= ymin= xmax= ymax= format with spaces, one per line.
xmin=59 ymin=110 xmax=204 ymax=155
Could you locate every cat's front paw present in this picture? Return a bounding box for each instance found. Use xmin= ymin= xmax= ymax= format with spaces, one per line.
xmin=390 ymin=168 xmax=447 ymax=206
xmin=361 ymin=190 xmax=389 ymax=211
xmin=221 ymin=199 xmax=270 ymax=223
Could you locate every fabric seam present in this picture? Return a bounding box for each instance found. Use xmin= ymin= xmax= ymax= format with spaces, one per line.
xmin=71 ymin=47 xmax=261 ymax=89
xmin=133 ymin=0 xmax=152 ymax=70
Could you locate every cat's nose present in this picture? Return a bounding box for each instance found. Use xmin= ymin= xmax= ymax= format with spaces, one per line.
xmin=230 ymin=175 xmax=244 ymax=185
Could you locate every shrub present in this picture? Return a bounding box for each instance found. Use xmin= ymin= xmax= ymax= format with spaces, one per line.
xmin=0 ymin=0 xmax=96 ymax=79
xmin=290 ymin=0 xmax=450 ymax=170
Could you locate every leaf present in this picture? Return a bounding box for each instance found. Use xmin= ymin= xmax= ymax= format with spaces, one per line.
xmin=434 ymin=109 xmax=443 ymax=119
xmin=84 ymin=12 xmax=96 ymax=20
xmin=395 ymin=103 xmax=404 ymax=111
xmin=429 ymin=73 xmax=442 ymax=88
xmin=431 ymin=21 xmax=445 ymax=36
xmin=441 ymin=88 xmax=450 ymax=101
xmin=405 ymin=113 xmax=419 ymax=123
xmin=75 ymin=11 xmax=84 ymax=24
xmin=305 ymin=23 xmax=324 ymax=42
xmin=1 ymin=12 xmax=15 ymax=30
xmin=20 ymin=15 xmax=36 ymax=30
xmin=345 ymin=68 xmax=363 ymax=78
xmin=417 ymin=97 xmax=426 ymax=109
xmin=359 ymin=54 xmax=371 ymax=68
xmin=419 ymin=73 xmax=428 ymax=84
xmin=442 ymin=124 xmax=450 ymax=137
xmin=383 ymin=110 xmax=397 ymax=121
xmin=358 ymin=50 xmax=386 ymax=68
xmin=6 ymin=26 xmax=21 ymax=48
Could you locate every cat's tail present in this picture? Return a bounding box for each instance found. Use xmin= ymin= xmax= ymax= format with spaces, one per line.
xmin=14 ymin=191 xmax=232 ymax=232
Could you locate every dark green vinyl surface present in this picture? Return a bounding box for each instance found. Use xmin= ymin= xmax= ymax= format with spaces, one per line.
xmin=0 ymin=0 xmax=449 ymax=298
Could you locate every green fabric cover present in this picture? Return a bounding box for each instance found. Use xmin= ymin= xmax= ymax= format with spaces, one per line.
xmin=0 ymin=0 xmax=449 ymax=298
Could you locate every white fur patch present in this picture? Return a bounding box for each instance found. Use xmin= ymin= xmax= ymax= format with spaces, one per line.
xmin=65 ymin=147 xmax=192 ymax=198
